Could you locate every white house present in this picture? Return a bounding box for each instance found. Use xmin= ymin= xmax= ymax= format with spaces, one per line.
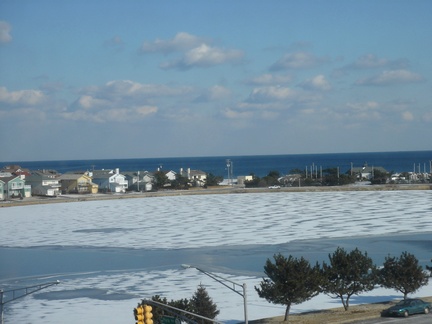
xmin=179 ymin=168 xmax=207 ymax=187
xmin=91 ymin=169 xmax=128 ymax=193
xmin=164 ymin=170 xmax=177 ymax=181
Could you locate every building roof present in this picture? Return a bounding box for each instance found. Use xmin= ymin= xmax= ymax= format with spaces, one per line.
xmin=59 ymin=173 xmax=86 ymax=180
xmin=1 ymin=175 xmax=23 ymax=183
xmin=26 ymin=171 xmax=61 ymax=179
xmin=2 ymin=164 xmax=30 ymax=172
xmin=351 ymin=166 xmax=388 ymax=173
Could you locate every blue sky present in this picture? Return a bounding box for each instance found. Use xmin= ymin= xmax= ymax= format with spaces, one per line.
xmin=1 ymin=0 xmax=431 ymax=162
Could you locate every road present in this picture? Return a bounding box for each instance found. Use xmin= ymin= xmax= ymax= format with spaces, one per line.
xmin=353 ymin=313 xmax=431 ymax=324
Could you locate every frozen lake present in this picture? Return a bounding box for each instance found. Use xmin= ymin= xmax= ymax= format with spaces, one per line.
xmin=1 ymin=190 xmax=431 ymax=323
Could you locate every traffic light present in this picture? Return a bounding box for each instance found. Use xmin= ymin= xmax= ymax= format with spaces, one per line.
xmin=134 ymin=304 xmax=153 ymax=324
xmin=143 ymin=304 xmax=153 ymax=324
xmin=134 ymin=305 xmax=145 ymax=324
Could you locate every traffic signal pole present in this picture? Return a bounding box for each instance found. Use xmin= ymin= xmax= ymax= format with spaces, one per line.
xmin=140 ymin=299 xmax=224 ymax=324
xmin=182 ymin=264 xmax=248 ymax=324
xmin=0 ymin=281 xmax=60 ymax=324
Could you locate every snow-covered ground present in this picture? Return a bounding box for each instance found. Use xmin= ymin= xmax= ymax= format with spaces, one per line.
xmin=1 ymin=190 xmax=431 ymax=323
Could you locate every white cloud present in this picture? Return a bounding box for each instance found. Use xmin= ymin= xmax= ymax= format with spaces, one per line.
xmin=194 ymin=85 xmax=232 ymax=102
xmin=0 ymin=86 xmax=66 ymax=122
xmin=136 ymin=105 xmax=158 ymax=116
xmin=229 ymin=86 xmax=323 ymax=121
xmin=64 ymin=80 xmax=201 ymax=122
xmin=185 ymin=44 xmax=243 ymax=65
xmin=247 ymin=86 xmax=297 ymax=103
xmin=209 ymin=85 xmax=231 ymax=100
xmin=0 ymin=21 xmax=12 ymax=43
xmin=352 ymin=54 xmax=389 ymax=68
xmin=39 ymin=81 xmax=64 ymax=94
xmin=160 ymin=43 xmax=244 ymax=69
xmin=77 ymin=95 xmax=109 ymax=109
xmin=332 ymin=55 xmax=410 ymax=79
xmin=347 ymin=101 xmax=379 ymax=111
xmin=423 ymin=111 xmax=432 ymax=122
xmin=140 ymin=33 xmax=244 ymax=69
xmin=246 ymin=73 xmax=293 ymax=86
xmin=140 ymin=32 xmax=205 ymax=54
xmin=222 ymin=107 xmax=254 ymax=120
xmin=355 ymin=69 xmax=424 ymax=86
xmin=344 ymin=101 xmax=381 ymax=121
xmin=347 ymin=54 xmax=408 ymax=70
xmin=104 ymin=35 xmax=124 ymax=50
xmin=402 ymin=111 xmax=414 ymax=121
xmin=0 ymin=86 xmax=46 ymax=106
xmin=270 ymin=51 xmax=328 ymax=71
xmin=299 ymin=75 xmax=332 ymax=91
xmin=63 ymin=104 xmax=158 ymax=123
xmin=86 ymin=80 xmax=194 ymax=99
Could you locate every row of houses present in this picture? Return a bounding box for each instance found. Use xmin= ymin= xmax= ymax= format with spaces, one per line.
xmin=0 ymin=165 xmax=208 ymax=200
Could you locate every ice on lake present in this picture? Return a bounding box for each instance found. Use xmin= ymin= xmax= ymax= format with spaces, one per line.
xmin=1 ymin=190 xmax=431 ymax=323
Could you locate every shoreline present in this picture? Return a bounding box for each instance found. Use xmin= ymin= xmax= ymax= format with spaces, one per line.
xmin=1 ymin=183 xmax=431 ymax=208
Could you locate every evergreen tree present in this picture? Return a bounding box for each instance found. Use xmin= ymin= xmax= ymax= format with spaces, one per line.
xmin=426 ymin=258 xmax=432 ymax=274
xmin=379 ymin=251 xmax=429 ymax=299
xmin=171 ymin=173 xmax=190 ymax=189
xmin=255 ymin=253 xmax=322 ymax=322
xmin=154 ymin=170 xmax=169 ymax=189
xmin=244 ymin=174 xmax=261 ymax=188
xmin=321 ymin=168 xmax=356 ymax=186
xmin=320 ymin=247 xmax=377 ymax=310
xmin=205 ymin=173 xmax=223 ymax=187
xmin=150 ymin=295 xmax=168 ymax=323
xmin=189 ymin=284 xmax=220 ymax=324
xmin=370 ymin=169 xmax=389 ymax=184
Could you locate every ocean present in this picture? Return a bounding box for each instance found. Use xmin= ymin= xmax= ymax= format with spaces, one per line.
xmin=3 ymin=150 xmax=432 ymax=177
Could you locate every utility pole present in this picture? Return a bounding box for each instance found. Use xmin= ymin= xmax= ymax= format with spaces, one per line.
xmin=226 ymin=159 xmax=233 ymax=185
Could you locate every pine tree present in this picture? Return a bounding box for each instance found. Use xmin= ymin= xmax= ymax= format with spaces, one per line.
xmin=255 ymin=253 xmax=322 ymax=322
xmin=379 ymin=251 xmax=429 ymax=299
xmin=189 ymin=284 xmax=220 ymax=324
xmin=426 ymin=258 xmax=432 ymax=273
xmin=320 ymin=247 xmax=377 ymax=310
xmin=150 ymin=295 xmax=199 ymax=324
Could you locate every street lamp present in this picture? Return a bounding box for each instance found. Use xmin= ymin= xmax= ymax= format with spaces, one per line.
xmin=181 ymin=264 xmax=248 ymax=324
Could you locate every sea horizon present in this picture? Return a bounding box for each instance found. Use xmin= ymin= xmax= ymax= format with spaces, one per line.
xmin=2 ymin=149 xmax=432 ymax=178
xmin=3 ymin=148 xmax=432 ymax=164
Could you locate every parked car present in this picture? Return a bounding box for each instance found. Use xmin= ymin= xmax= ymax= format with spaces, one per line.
xmin=268 ymin=185 xmax=280 ymax=189
xmin=381 ymin=298 xmax=431 ymax=317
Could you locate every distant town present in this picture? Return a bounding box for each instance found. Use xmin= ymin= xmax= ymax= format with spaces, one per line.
xmin=0 ymin=162 xmax=431 ymax=201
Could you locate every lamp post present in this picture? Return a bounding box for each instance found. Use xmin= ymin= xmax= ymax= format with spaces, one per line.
xmin=182 ymin=264 xmax=248 ymax=324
